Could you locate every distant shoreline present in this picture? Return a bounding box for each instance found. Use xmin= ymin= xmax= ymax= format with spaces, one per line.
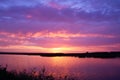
xmin=0 ymin=52 xmax=120 ymax=58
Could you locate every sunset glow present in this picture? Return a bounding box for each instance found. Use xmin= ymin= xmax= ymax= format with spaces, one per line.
xmin=0 ymin=0 xmax=120 ymax=52
xmin=0 ymin=1 xmax=120 ymax=80
xmin=50 ymin=47 xmax=71 ymax=53
xmin=51 ymin=48 xmax=64 ymax=53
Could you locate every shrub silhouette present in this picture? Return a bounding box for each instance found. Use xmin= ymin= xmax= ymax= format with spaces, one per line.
xmin=0 ymin=65 xmax=75 ymax=80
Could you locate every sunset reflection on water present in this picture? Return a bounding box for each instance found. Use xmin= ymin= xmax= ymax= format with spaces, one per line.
xmin=0 ymin=54 xmax=120 ymax=80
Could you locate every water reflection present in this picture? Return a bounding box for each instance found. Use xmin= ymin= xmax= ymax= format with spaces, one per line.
xmin=51 ymin=57 xmax=68 ymax=67
xmin=0 ymin=54 xmax=120 ymax=80
xmin=51 ymin=57 xmax=78 ymax=67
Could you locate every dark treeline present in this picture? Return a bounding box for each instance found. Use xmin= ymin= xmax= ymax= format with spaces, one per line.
xmin=0 ymin=51 xmax=120 ymax=58
xmin=39 ymin=52 xmax=120 ymax=58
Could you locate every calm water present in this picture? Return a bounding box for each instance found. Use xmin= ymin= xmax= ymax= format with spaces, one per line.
xmin=0 ymin=54 xmax=120 ymax=80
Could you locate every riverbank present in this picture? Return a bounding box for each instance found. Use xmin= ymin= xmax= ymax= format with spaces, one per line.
xmin=0 ymin=51 xmax=120 ymax=58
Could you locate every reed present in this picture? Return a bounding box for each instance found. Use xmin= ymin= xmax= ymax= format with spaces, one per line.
xmin=0 ymin=65 xmax=75 ymax=80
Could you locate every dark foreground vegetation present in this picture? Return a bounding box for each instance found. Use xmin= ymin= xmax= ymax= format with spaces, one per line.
xmin=0 ymin=51 xmax=120 ymax=58
xmin=0 ymin=65 xmax=75 ymax=80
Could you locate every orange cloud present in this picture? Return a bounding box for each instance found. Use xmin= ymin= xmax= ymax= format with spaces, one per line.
xmin=31 ymin=30 xmax=116 ymax=38
xmin=0 ymin=30 xmax=119 ymax=53
xmin=0 ymin=30 xmax=116 ymax=39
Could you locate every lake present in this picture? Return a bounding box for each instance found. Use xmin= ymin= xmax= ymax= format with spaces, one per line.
xmin=0 ymin=54 xmax=120 ymax=80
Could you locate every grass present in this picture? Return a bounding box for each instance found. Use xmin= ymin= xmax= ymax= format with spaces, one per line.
xmin=0 ymin=65 xmax=75 ymax=80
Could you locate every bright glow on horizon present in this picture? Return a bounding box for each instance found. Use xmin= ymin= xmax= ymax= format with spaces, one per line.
xmin=50 ymin=47 xmax=71 ymax=53
xmin=51 ymin=48 xmax=62 ymax=53
xmin=0 ymin=44 xmax=119 ymax=53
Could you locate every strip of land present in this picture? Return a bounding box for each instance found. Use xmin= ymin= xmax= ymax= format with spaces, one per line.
xmin=0 ymin=52 xmax=120 ymax=58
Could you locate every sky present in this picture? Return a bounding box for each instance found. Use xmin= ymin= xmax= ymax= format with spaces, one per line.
xmin=0 ymin=0 xmax=120 ymax=53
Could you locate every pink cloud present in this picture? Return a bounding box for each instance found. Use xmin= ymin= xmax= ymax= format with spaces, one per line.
xmin=0 ymin=30 xmax=116 ymax=39
xmin=0 ymin=31 xmax=119 ymax=52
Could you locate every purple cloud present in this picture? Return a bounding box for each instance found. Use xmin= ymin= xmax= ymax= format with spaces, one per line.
xmin=0 ymin=0 xmax=120 ymax=52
